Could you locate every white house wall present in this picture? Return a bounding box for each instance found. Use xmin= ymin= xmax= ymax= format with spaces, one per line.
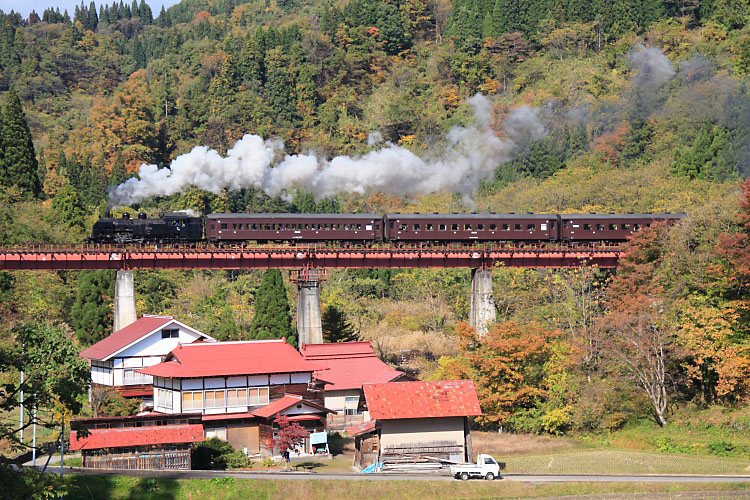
xmin=324 ymin=389 xmax=362 ymax=413
xmin=116 ymin=325 xmax=203 ymax=359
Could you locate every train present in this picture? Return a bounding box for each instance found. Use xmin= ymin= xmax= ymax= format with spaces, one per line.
xmin=89 ymin=211 xmax=686 ymax=245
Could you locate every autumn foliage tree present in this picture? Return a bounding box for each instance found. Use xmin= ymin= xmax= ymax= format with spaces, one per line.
xmin=597 ymin=223 xmax=678 ymax=426
xmin=272 ymin=415 xmax=309 ymax=459
xmin=436 ymin=321 xmax=561 ymax=429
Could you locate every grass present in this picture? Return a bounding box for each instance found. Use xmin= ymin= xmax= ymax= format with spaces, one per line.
xmin=505 ymin=449 xmax=750 ymax=475
xmin=472 ymin=431 xmax=585 ymax=457
xmin=62 ymin=475 xmax=750 ymax=500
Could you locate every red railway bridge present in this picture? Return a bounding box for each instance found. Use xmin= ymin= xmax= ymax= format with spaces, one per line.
xmin=0 ymin=243 xmax=623 ymax=271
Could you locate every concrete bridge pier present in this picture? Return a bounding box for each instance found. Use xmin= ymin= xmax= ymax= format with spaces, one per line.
xmin=292 ymin=269 xmax=327 ymax=346
xmin=469 ymin=268 xmax=496 ymax=336
xmin=114 ymin=270 xmax=137 ymax=332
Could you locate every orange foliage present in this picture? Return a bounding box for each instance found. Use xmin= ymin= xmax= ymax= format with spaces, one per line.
xmin=592 ymin=122 xmax=629 ymax=166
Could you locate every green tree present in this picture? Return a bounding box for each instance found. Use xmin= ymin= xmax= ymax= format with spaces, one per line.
xmin=0 ymin=89 xmax=41 ymax=198
xmin=71 ymin=270 xmax=115 ymax=346
xmin=322 ymin=304 xmax=358 ymax=342
xmin=249 ymin=269 xmax=295 ymax=346
xmin=50 ymin=184 xmax=86 ymax=230
xmin=1 ymin=322 xmax=89 ymax=451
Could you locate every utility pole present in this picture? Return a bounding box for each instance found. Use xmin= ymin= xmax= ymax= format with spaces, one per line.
xmin=32 ymin=404 xmax=37 ymax=467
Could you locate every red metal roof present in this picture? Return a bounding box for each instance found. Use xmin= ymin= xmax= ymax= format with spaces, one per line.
xmin=300 ymin=341 xmax=411 ymax=390
xmin=69 ymin=424 xmax=204 ymax=451
xmin=139 ymin=339 xmax=320 ymax=378
xmin=363 ymin=380 xmax=482 ymax=420
xmin=80 ymin=315 xmax=175 ymax=361
xmin=252 ymin=395 xmax=333 ymax=419
xmin=345 ymin=419 xmax=377 ymax=437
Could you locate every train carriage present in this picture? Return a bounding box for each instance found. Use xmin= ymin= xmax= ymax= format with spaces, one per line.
xmin=90 ymin=212 xmax=203 ymax=244
xmin=205 ymin=213 xmax=383 ymax=243
xmin=384 ymin=213 xmax=560 ymax=243
xmin=560 ymin=213 xmax=686 ymax=242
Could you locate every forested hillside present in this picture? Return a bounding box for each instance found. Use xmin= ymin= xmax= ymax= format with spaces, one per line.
xmin=2 ymin=0 xmax=750 ymax=448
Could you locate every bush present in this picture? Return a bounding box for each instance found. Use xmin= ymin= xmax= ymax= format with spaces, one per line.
xmin=653 ymin=436 xmax=691 ymax=454
xmin=541 ymin=406 xmax=572 ymax=436
xmin=328 ymin=431 xmax=344 ymax=455
xmin=708 ymin=440 xmax=736 ymax=457
xmin=226 ymin=450 xmax=253 ymax=469
xmin=192 ymin=438 xmax=235 ymax=470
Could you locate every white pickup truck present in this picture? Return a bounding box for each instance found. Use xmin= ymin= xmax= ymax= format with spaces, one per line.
xmin=450 ymin=454 xmax=502 ymax=480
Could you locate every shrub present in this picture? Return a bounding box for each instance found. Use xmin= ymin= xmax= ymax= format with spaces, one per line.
xmin=226 ymin=450 xmax=253 ymax=469
xmin=708 ymin=440 xmax=736 ymax=457
xmin=541 ymin=406 xmax=572 ymax=436
xmin=192 ymin=438 xmax=235 ymax=470
xmin=328 ymin=431 xmax=344 ymax=455
xmin=653 ymin=436 xmax=691 ymax=454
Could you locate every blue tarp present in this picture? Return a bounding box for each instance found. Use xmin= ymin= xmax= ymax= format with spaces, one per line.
xmin=361 ymin=462 xmax=377 ymax=473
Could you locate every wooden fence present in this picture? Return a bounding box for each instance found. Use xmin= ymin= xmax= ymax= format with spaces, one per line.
xmin=84 ymin=448 xmax=191 ymax=470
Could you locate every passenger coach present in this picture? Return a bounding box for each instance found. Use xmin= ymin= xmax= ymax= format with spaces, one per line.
xmin=205 ymin=213 xmax=383 ymax=243
xmin=384 ymin=213 xmax=559 ymax=243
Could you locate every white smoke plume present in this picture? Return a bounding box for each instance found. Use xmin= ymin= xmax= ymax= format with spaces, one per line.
xmin=629 ymin=43 xmax=676 ymax=88
xmin=109 ymin=94 xmax=545 ymax=207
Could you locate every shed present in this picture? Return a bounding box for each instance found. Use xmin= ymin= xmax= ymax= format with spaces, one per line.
xmin=361 ymin=380 xmax=482 ymax=465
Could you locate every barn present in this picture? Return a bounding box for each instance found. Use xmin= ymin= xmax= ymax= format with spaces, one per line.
xmin=350 ymin=380 xmax=482 ymax=470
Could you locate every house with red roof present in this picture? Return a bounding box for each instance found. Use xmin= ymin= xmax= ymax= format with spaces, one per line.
xmin=70 ymin=413 xmax=204 ymax=470
xmin=300 ymin=341 xmax=414 ymax=429
xmin=80 ymin=315 xmax=216 ymax=400
xmin=348 ymin=380 xmax=482 ymax=469
xmin=136 ymin=338 xmax=334 ymax=456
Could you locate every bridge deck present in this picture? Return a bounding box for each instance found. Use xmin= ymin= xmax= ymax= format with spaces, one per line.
xmin=0 ymin=243 xmax=623 ymax=270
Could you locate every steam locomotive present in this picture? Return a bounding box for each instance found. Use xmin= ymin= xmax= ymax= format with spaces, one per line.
xmin=90 ymin=212 xmax=685 ymax=245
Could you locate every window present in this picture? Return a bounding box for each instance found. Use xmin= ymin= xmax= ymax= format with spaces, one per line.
xmin=451 ymin=224 xmax=459 ymax=230
xmin=426 ymin=224 xmax=434 ymax=230
xmin=597 ymin=224 xmax=604 ymax=230
xmin=221 ymin=223 xmax=227 ymax=230
xmin=345 ymin=395 xmax=359 ymax=408
xmin=413 ymin=224 xmax=421 ymax=231
xmin=232 ymin=224 xmax=237 ymax=230
xmin=609 ymin=224 xmax=617 ymax=230
xmin=439 ymin=224 xmax=446 ymax=230
xmin=527 ymin=224 xmax=536 ymax=230
xmin=157 ymin=388 xmax=172 ymax=410
xmin=502 ymin=224 xmax=509 ymax=231
xmin=161 ymin=329 xmax=179 ymax=339
xmin=182 ymin=391 xmax=203 ymax=410
xmin=490 ymin=224 xmax=497 ymax=230
xmin=227 ymin=389 xmax=248 ymax=407
xmin=400 ymin=224 xmax=408 ymax=231
xmin=634 ymin=223 xmax=641 ymax=230
xmin=205 ymin=390 xmax=225 ymax=408
xmin=477 ymin=224 xmax=484 ymax=230
xmin=622 ymin=224 xmax=631 ymax=230
xmin=464 ymin=224 xmax=472 ymax=230
xmin=210 ymin=224 xmax=215 ymax=230
xmin=583 ymin=224 xmax=592 ymax=230
xmin=514 ymin=224 xmax=522 ymax=230
xmin=249 ymin=387 xmax=270 ymax=405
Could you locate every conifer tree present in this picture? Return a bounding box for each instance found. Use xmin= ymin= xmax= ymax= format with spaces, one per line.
xmin=249 ymin=269 xmax=296 ymax=346
xmin=0 ymin=89 xmax=41 ymax=198
xmin=322 ymin=304 xmax=358 ymax=343
xmin=71 ymin=270 xmax=115 ymax=346
xmin=51 ymin=184 xmax=86 ymax=230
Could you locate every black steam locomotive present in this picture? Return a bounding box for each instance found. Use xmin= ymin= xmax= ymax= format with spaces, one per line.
xmin=90 ymin=212 xmax=685 ymax=245
xmin=91 ymin=212 xmax=203 ymax=244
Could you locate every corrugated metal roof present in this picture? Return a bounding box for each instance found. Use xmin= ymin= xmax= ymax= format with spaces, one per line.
xmin=345 ymin=420 xmax=377 ymax=436
xmin=252 ymin=395 xmax=333 ymax=419
xmin=363 ymin=380 xmax=482 ymax=420
xmin=300 ymin=342 xmax=410 ymax=391
xmin=79 ymin=315 xmax=175 ymax=361
xmin=69 ymin=424 xmax=204 ymax=451
xmin=139 ymin=339 xmax=320 ymax=378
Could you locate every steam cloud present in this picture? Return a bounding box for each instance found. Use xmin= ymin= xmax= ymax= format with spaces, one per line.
xmin=109 ymin=94 xmax=545 ymax=207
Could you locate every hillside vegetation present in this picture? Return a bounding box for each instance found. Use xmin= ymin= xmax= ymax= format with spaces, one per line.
xmin=2 ymin=0 xmax=750 ymax=466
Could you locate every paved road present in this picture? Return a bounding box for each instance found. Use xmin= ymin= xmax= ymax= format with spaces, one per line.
xmin=41 ymin=466 xmax=750 ymax=483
